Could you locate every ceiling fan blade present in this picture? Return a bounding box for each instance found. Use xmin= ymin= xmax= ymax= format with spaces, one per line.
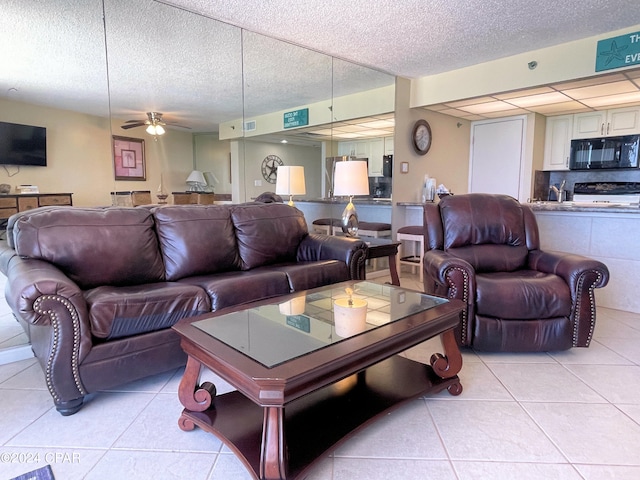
xmin=121 ymin=122 xmax=146 ymax=129
xmin=123 ymin=119 xmax=143 ymax=124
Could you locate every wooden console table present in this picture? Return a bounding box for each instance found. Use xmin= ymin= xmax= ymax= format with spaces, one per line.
xmin=0 ymin=193 xmax=73 ymax=219
xmin=172 ymin=192 xmax=232 ymax=205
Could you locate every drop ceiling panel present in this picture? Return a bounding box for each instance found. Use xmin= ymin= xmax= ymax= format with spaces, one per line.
xmin=562 ymin=80 xmax=639 ymax=99
xmin=581 ymin=91 xmax=640 ymax=108
xmin=494 ymin=87 xmax=556 ymax=100
xmin=507 ymin=92 xmax=573 ymax=108
xmin=528 ymin=101 xmax=591 ymax=114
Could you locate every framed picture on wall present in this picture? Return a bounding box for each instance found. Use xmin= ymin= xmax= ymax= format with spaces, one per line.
xmin=113 ymin=136 xmax=146 ymax=180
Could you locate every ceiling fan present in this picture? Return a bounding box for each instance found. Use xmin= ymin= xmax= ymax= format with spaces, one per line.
xmin=121 ymin=112 xmax=191 ymax=136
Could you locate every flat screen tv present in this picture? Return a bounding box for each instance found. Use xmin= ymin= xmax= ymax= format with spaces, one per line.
xmin=0 ymin=121 xmax=47 ymax=166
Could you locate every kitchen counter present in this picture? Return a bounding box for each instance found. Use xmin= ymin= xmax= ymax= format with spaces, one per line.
xmin=293 ymin=198 xmax=392 ymax=228
xmin=532 ymin=203 xmax=640 ymax=315
xmin=529 ymin=201 xmax=640 ymax=214
xmin=297 ymin=198 xmax=392 ymax=206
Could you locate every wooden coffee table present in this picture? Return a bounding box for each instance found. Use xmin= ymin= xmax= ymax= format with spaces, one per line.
xmin=173 ymin=281 xmax=464 ymax=480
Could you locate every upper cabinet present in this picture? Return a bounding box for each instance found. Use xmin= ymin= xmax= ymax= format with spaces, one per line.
xmin=543 ymin=115 xmax=573 ymax=170
xmin=572 ymin=106 xmax=640 ymax=139
xmin=544 ymin=107 xmax=640 ymax=170
xmin=337 ymin=137 xmax=390 ymax=176
xmin=368 ymin=138 xmax=384 ymax=176
xmin=384 ymin=136 xmax=394 ymax=155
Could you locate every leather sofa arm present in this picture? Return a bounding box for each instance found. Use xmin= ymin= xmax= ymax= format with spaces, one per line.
xmin=423 ymin=249 xmax=476 ymax=346
xmin=5 ymin=256 xmax=89 ymax=328
xmin=528 ymin=250 xmax=609 ymax=347
xmin=4 ymin=256 xmax=92 ymax=407
xmin=297 ymin=234 xmax=368 ymax=280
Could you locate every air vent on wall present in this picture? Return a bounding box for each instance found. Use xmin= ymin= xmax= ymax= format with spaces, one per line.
xmin=244 ymin=120 xmax=256 ymax=132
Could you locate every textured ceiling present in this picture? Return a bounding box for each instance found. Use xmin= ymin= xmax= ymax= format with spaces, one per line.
xmin=166 ymin=0 xmax=640 ymax=78
xmin=2 ymin=0 xmax=640 ymax=134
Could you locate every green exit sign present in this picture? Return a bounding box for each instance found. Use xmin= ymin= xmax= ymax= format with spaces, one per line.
xmin=284 ymin=108 xmax=309 ymax=129
xmin=596 ymin=31 xmax=640 ymax=72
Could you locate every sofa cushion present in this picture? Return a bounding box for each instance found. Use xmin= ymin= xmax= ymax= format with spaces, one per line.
xmin=179 ymin=268 xmax=291 ymax=311
xmin=476 ymin=270 xmax=571 ymax=319
xmin=154 ymin=205 xmax=241 ymax=281
xmin=13 ymin=207 xmax=165 ymax=289
xmin=231 ymin=203 xmax=308 ymax=270
xmin=85 ymin=282 xmax=211 ymax=339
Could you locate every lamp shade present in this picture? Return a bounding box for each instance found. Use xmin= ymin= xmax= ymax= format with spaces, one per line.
xmin=203 ymin=172 xmax=219 ymax=186
xmin=275 ymin=165 xmax=306 ymax=196
xmin=333 ymin=161 xmax=369 ymax=196
xmin=186 ymin=170 xmax=206 ymax=189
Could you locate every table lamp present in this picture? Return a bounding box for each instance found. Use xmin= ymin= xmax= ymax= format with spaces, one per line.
xmin=186 ymin=170 xmax=206 ymax=191
xmin=275 ymin=165 xmax=306 ymax=206
xmin=333 ymin=160 xmax=369 ymax=236
xmin=203 ymin=172 xmax=219 ymax=193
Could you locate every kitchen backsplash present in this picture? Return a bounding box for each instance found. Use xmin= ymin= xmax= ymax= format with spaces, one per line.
xmin=534 ymin=169 xmax=640 ymax=201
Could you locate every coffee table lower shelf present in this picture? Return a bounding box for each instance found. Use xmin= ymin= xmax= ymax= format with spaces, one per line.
xmin=179 ymin=354 xmax=461 ymax=480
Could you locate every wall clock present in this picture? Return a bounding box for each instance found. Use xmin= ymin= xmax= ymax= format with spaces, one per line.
xmin=412 ymin=119 xmax=432 ymax=155
xmin=261 ymin=155 xmax=283 ymax=184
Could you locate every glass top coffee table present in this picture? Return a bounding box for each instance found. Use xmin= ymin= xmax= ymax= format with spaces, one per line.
xmin=173 ymin=281 xmax=464 ymax=480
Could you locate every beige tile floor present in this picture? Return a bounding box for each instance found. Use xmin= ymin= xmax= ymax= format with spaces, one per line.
xmin=1 ymin=269 xmax=640 ymax=480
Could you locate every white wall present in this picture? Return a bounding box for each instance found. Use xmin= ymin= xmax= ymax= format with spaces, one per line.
xmin=193 ymin=133 xmax=232 ymax=194
xmin=241 ymin=140 xmax=323 ymax=201
xmin=0 ymin=98 xmax=195 ymax=206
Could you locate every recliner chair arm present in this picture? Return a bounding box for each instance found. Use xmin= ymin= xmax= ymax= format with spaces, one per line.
xmin=529 ymin=249 xmax=610 ymax=346
xmin=528 ymin=250 xmax=609 ymax=292
xmin=423 ymin=250 xmax=476 ymax=346
xmin=424 ymin=250 xmax=476 ymax=296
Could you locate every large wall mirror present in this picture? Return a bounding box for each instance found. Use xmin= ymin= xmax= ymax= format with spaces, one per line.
xmin=0 ymin=0 xmax=394 ymax=359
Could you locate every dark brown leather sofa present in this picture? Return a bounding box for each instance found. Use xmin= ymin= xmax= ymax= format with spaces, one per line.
xmin=1 ymin=203 xmax=367 ymax=415
xmin=422 ymin=193 xmax=609 ymax=352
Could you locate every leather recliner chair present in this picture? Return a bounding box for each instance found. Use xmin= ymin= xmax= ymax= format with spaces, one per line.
xmin=422 ymin=193 xmax=609 ymax=352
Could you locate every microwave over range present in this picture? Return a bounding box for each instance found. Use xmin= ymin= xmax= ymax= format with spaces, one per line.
xmin=569 ymin=134 xmax=639 ymax=170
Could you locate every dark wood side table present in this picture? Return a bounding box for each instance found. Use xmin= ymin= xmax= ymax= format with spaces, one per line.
xmin=360 ymin=237 xmax=401 ymax=286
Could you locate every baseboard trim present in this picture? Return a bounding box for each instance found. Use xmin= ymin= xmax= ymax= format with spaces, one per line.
xmin=0 ymin=344 xmax=34 ymax=365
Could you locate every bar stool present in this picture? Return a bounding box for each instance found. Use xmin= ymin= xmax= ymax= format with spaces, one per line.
xmin=396 ymin=225 xmax=424 ymax=282
xmin=358 ymin=221 xmax=392 ymax=238
xmin=311 ymin=218 xmax=341 ymax=235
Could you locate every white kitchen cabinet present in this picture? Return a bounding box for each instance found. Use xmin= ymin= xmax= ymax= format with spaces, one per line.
xmin=384 ymin=136 xmax=394 ymax=155
xmin=354 ymin=141 xmax=369 ymax=158
xmin=337 ymin=142 xmax=354 ymax=156
xmin=368 ymin=138 xmax=384 ymax=176
xmin=572 ymin=107 xmax=640 ymax=138
xmin=337 ymin=140 xmax=369 ymax=158
xmin=543 ymin=115 xmax=573 ymax=170
xmin=338 ymin=139 xmax=387 ymax=175
xmin=608 ymin=107 xmax=640 ymax=135
xmin=572 ymin=111 xmax=606 ymax=139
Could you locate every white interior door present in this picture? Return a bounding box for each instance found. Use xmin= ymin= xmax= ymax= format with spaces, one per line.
xmin=469 ymin=117 xmax=525 ymax=200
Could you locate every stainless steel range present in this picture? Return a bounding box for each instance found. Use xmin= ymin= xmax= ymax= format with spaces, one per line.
xmin=573 ymin=182 xmax=640 ymax=205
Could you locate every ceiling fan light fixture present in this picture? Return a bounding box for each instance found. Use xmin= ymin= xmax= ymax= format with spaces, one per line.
xmin=155 ymin=124 xmax=165 ymax=135
xmin=146 ymin=124 xmax=157 ymax=135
